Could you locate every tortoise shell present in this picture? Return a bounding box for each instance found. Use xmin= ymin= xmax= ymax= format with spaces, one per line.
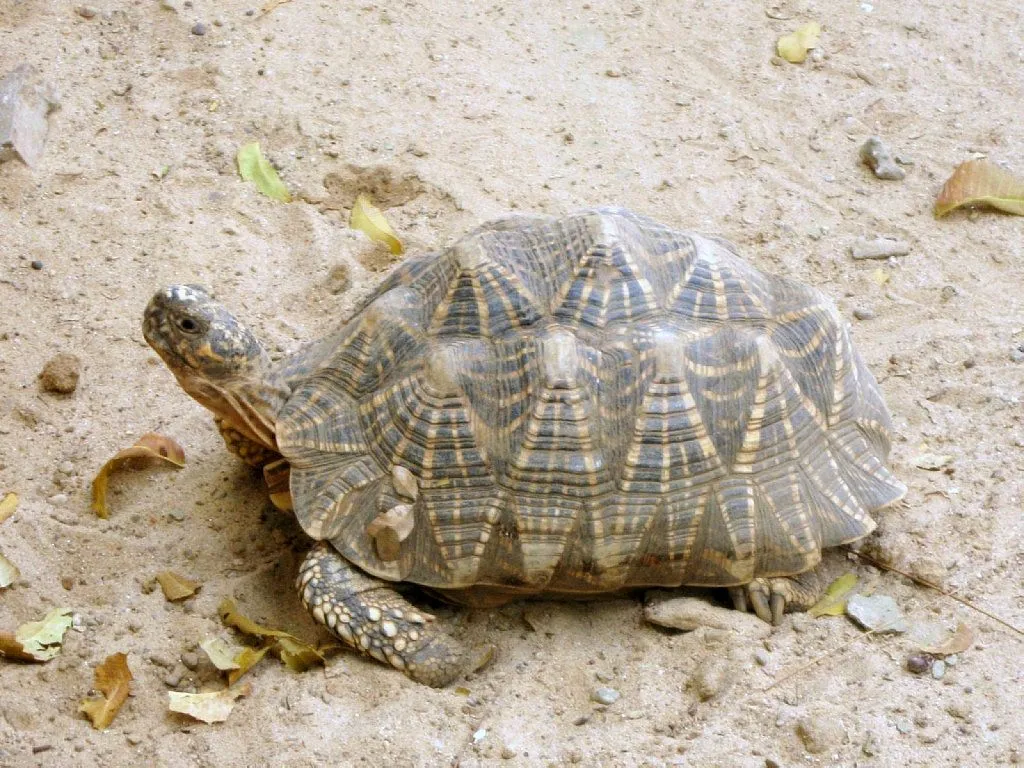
xmin=276 ymin=207 xmax=905 ymax=595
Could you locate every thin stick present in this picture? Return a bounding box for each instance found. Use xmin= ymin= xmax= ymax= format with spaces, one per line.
xmin=846 ymin=548 xmax=1023 ymax=636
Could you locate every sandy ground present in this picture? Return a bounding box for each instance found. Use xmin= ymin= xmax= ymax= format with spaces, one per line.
xmin=2 ymin=0 xmax=1023 ymax=766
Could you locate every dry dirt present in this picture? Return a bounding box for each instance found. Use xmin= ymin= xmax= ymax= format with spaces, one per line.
xmin=1 ymin=1 xmax=1022 ymax=766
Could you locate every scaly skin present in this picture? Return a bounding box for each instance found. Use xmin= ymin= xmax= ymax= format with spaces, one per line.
xmin=297 ymin=541 xmax=472 ymax=687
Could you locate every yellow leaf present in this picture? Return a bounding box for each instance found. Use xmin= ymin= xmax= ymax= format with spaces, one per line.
xmin=935 ymin=159 xmax=1024 ymax=218
xmin=921 ymin=622 xmax=974 ymax=656
xmin=777 ymin=22 xmax=821 ymax=64
xmin=168 ymin=683 xmax=252 ymax=723
xmin=0 ymin=607 xmax=73 ymax=662
xmin=218 ymin=598 xmax=326 ymax=671
xmin=236 ymin=142 xmax=291 ymax=203
xmin=227 ymin=646 xmax=271 ymax=685
xmin=200 ymin=636 xmax=245 ymax=670
xmin=0 ymin=492 xmax=17 ymax=524
xmin=0 ymin=552 xmax=19 ymax=589
xmin=350 ymin=193 xmax=403 ymax=255
xmin=808 ymin=573 xmax=858 ymax=617
xmin=91 ymin=433 xmax=186 ymax=518
xmin=155 ymin=571 xmax=201 ymax=602
xmin=79 ymin=652 xmax=133 ymax=730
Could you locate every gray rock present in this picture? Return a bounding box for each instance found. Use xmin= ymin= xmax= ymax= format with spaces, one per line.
xmin=860 ymin=136 xmax=906 ymax=180
xmin=0 ymin=64 xmax=60 ymax=167
xmin=846 ymin=593 xmax=908 ymax=633
xmin=591 ymin=687 xmax=620 ymax=706
xmin=850 ymin=236 xmax=910 ymax=260
xmin=644 ymin=594 xmax=771 ymax=639
xmin=930 ymin=659 xmax=946 ymax=679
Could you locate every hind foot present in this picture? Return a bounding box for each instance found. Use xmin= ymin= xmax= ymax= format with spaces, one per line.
xmin=728 ymin=571 xmax=822 ymax=625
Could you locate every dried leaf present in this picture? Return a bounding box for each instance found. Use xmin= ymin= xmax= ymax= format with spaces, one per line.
xmin=0 ymin=492 xmax=17 ymax=524
xmin=350 ymin=193 xmax=403 ymax=255
xmin=0 ymin=553 xmax=19 ymax=589
xmin=156 ymin=571 xmax=201 ymax=601
xmin=277 ymin=637 xmax=325 ymax=673
xmin=227 ymin=646 xmax=271 ymax=685
xmin=219 ymin=598 xmax=325 ymax=670
xmin=236 ymin=142 xmax=291 ymax=202
xmin=168 ymin=683 xmax=252 ymax=723
xmin=808 ymin=572 xmax=858 ymax=617
xmin=777 ymin=21 xmax=821 ymax=64
xmin=934 ymin=159 xmax=1024 ymax=218
xmin=920 ymin=622 xmax=974 ymax=656
xmin=91 ymin=433 xmax=186 ymax=518
xmin=79 ymin=652 xmax=133 ymax=730
xmin=914 ymin=453 xmax=952 ymax=471
xmin=0 ymin=607 xmax=73 ymax=662
xmin=200 ymin=636 xmax=245 ymax=670
xmin=260 ymin=0 xmax=293 ymax=14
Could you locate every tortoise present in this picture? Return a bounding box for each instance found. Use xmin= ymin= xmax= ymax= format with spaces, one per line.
xmin=143 ymin=207 xmax=905 ymax=686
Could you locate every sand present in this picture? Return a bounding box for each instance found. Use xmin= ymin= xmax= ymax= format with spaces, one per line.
xmin=1 ymin=0 xmax=1022 ymax=765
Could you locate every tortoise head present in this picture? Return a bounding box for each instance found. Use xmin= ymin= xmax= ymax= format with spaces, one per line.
xmin=143 ymin=284 xmax=288 ymax=453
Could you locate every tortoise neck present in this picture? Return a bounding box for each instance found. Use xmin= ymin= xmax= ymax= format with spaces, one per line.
xmin=176 ymin=357 xmax=290 ymax=452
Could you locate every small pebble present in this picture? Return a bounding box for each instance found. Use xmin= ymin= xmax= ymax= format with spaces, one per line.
xmin=30 ymin=259 xmax=44 ymax=270
xmin=168 ymin=509 xmax=187 ymax=521
xmin=853 ymin=307 xmax=875 ymax=321
xmin=39 ymin=353 xmax=81 ymax=393
xmin=501 ymin=746 xmax=517 ymax=759
xmin=1010 ymin=346 xmax=1024 ymax=364
xmin=191 ymin=21 xmax=207 ymax=35
xmin=850 ymin=236 xmax=910 ymax=260
xmin=931 ymin=659 xmax=947 ymax=679
xmin=906 ymin=653 xmax=933 ymax=674
xmin=591 ymin=687 xmax=620 ymax=706
xmin=75 ymin=5 xmax=97 ymax=18
xmin=180 ymin=651 xmax=200 ymax=670
xmin=860 ymin=136 xmax=905 ymax=180
xmin=796 ymin=711 xmax=842 ymax=755
xmin=688 ymin=657 xmax=731 ymax=701
xmin=60 ymin=576 xmax=74 ymax=591
xmin=945 ymin=653 xmax=958 ymax=666
xmin=753 ymin=649 xmax=770 ymax=667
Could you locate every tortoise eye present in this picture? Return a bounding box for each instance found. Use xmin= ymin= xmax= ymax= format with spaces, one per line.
xmin=176 ymin=316 xmax=200 ymax=334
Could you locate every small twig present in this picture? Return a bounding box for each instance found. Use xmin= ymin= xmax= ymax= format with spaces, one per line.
xmin=845 ymin=548 xmax=1022 ymax=636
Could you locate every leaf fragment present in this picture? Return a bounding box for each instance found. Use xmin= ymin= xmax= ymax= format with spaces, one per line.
xmin=236 ymin=142 xmax=291 ymax=202
xmin=920 ymin=622 xmax=974 ymax=656
xmin=934 ymin=159 xmax=1024 ymax=218
xmin=168 ymin=683 xmax=252 ymax=723
xmin=200 ymin=636 xmax=245 ymax=670
xmin=808 ymin=572 xmax=858 ymax=617
xmin=91 ymin=433 xmax=186 ymax=518
xmin=0 ymin=492 xmax=17 ymax=524
xmin=913 ymin=453 xmax=952 ymax=471
xmin=777 ymin=22 xmax=821 ymax=64
xmin=79 ymin=652 xmax=133 ymax=730
xmin=218 ymin=598 xmax=325 ymax=670
xmin=0 ymin=553 xmax=19 ymax=589
xmin=0 ymin=607 xmax=74 ymax=662
xmin=350 ymin=193 xmax=403 ymax=255
xmin=156 ymin=571 xmax=201 ymax=602
xmin=227 ymin=646 xmax=271 ymax=685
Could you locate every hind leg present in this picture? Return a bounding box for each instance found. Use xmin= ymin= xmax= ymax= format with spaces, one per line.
xmin=728 ymin=571 xmax=822 ymax=625
xmin=297 ymin=541 xmax=471 ymax=687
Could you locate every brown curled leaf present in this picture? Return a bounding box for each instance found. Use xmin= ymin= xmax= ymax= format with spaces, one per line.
xmin=920 ymin=622 xmax=974 ymax=656
xmin=168 ymin=683 xmax=252 ymax=723
xmin=91 ymin=433 xmax=186 ymax=518
xmin=935 ymin=159 xmax=1024 ymax=217
xmin=0 ymin=607 xmax=74 ymax=662
xmin=156 ymin=571 xmax=201 ymax=601
xmin=79 ymin=652 xmax=133 ymax=730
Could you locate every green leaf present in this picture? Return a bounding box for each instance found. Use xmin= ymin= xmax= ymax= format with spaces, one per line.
xmin=808 ymin=573 xmax=858 ymax=617
xmin=0 ymin=607 xmax=74 ymax=661
xmin=236 ymin=142 xmax=291 ymax=202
